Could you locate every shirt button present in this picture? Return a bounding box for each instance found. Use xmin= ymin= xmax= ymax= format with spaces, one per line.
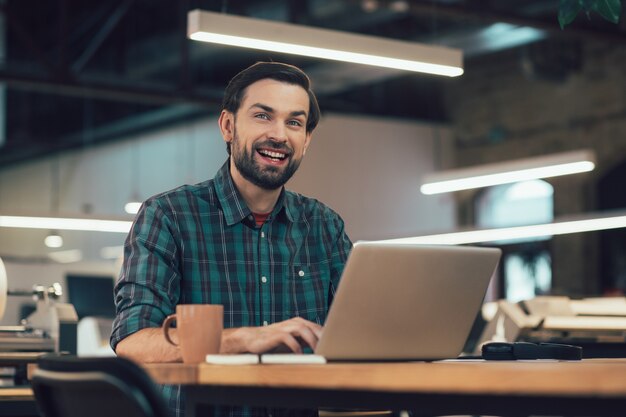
xmin=298 ymin=270 xmax=305 ymax=277
xmin=263 ymin=321 xmax=269 ymax=326
xmin=261 ymin=276 xmax=267 ymax=283
xmin=261 ymin=232 xmax=265 ymax=238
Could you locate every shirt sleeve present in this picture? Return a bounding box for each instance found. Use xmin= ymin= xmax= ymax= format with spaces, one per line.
xmin=327 ymin=212 xmax=353 ymax=305
xmin=110 ymin=198 xmax=181 ymax=351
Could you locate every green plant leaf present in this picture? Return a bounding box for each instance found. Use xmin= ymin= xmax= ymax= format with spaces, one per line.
xmin=591 ymin=0 xmax=622 ymax=23
xmin=558 ymin=0 xmax=583 ymax=29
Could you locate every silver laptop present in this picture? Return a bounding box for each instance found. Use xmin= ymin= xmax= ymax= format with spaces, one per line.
xmin=315 ymin=241 xmax=501 ymax=361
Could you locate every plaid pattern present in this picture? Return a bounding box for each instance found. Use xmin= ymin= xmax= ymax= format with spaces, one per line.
xmin=111 ymin=160 xmax=352 ymax=417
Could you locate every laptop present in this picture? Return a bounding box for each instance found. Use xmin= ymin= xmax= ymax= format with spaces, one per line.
xmin=315 ymin=241 xmax=501 ymax=361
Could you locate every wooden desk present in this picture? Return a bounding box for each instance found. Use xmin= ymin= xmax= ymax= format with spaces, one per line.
xmin=0 ymin=388 xmax=37 ymax=417
xmin=144 ymin=359 xmax=626 ymax=417
xmin=0 ymin=352 xmax=46 ymax=417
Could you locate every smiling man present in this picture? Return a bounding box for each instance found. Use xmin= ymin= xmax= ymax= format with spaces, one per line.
xmin=222 ymin=77 xmax=312 ymax=215
xmin=110 ymin=62 xmax=352 ymax=417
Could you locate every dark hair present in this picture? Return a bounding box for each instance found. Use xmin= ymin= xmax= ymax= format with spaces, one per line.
xmin=222 ymin=62 xmax=320 ymax=152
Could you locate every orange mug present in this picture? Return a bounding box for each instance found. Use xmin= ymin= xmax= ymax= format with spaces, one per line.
xmin=162 ymin=304 xmax=223 ymax=363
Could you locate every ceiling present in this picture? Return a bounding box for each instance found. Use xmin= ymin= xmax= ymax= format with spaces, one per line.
xmin=0 ymin=0 xmax=624 ymax=168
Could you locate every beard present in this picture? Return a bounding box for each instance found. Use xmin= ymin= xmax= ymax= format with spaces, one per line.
xmin=231 ymin=128 xmax=302 ymax=190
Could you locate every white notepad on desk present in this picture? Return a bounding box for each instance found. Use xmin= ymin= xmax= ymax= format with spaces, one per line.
xmin=260 ymin=354 xmax=326 ymax=364
xmin=205 ymin=354 xmax=259 ymax=365
xmin=205 ymin=354 xmax=326 ymax=365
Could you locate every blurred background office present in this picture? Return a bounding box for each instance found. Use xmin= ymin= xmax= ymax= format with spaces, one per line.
xmin=0 ymin=1 xmax=625 ymax=346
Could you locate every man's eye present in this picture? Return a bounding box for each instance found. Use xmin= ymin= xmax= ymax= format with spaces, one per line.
xmin=288 ymin=120 xmax=303 ymax=127
xmin=255 ymin=113 xmax=269 ymax=120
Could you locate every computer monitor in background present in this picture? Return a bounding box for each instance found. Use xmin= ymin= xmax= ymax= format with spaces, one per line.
xmin=65 ymin=275 xmax=116 ymax=319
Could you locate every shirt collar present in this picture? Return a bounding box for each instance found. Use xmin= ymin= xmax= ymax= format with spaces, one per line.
xmin=214 ymin=159 xmax=294 ymax=226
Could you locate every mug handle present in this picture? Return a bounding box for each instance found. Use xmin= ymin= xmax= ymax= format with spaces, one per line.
xmin=162 ymin=314 xmax=178 ymax=346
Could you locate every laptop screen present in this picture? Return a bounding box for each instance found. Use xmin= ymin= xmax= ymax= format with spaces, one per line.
xmin=66 ymin=274 xmax=116 ymax=319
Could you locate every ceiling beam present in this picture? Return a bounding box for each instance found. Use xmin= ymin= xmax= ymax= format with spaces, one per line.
xmin=0 ymin=105 xmax=209 ymax=168
xmin=0 ymin=70 xmax=222 ymax=107
xmin=71 ymin=0 xmax=136 ymax=74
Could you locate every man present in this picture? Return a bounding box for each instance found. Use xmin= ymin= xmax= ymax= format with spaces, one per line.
xmin=110 ymin=62 xmax=352 ymax=417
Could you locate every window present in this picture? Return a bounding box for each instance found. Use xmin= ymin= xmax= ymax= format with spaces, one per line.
xmin=475 ymin=180 xmax=554 ymax=302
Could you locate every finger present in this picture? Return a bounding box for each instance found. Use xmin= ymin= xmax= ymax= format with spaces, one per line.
xmin=289 ymin=317 xmax=323 ymax=332
xmin=292 ymin=317 xmax=323 ymax=339
xmin=249 ymin=331 xmax=301 ymax=354
xmin=305 ymin=322 xmax=323 ymax=339
xmin=278 ymin=333 xmax=302 ymax=353
xmin=273 ymin=317 xmax=322 ymax=348
xmin=293 ymin=325 xmax=319 ymax=350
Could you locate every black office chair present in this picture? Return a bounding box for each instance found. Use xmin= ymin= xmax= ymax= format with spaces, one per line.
xmin=31 ymin=354 xmax=171 ymax=417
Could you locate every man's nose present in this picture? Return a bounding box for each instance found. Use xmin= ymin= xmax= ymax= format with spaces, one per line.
xmin=268 ymin=121 xmax=288 ymax=142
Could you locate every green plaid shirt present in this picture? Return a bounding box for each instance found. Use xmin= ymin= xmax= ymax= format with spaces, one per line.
xmin=111 ymin=160 xmax=352 ymax=417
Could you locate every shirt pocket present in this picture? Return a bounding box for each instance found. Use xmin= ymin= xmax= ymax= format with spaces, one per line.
xmin=284 ymin=263 xmax=330 ymax=324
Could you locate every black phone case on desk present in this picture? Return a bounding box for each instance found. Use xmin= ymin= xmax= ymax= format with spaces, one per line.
xmin=482 ymin=341 xmax=582 ymax=360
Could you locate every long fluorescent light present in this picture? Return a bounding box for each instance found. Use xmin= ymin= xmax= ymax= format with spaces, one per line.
xmin=377 ymin=210 xmax=626 ymax=245
xmin=421 ymin=150 xmax=595 ymax=195
xmin=187 ymin=10 xmax=463 ymax=77
xmin=0 ymin=215 xmax=132 ymax=233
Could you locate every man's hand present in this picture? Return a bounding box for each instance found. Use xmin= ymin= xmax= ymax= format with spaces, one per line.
xmin=221 ymin=317 xmax=322 ymax=354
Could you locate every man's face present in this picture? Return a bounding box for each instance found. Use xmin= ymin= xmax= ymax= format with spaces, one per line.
xmin=223 ymin=79 xmax=312 ymax=190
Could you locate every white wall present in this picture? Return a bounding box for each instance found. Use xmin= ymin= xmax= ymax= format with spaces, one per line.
xmin=0 ymin=118 xmax=226 ymax=217
xmin=0 ymin=118 xmax=227 ymax=260
xmin=0 ymin=113 xmax=456 ymax=325
xmin=290 ymin=114 xmax=456 ymax=241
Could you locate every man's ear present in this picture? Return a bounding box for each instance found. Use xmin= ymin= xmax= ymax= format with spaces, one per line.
xmin=218 ymin=110 xmax=235 ymax=144
xmin=303 ymin=132 xmax=313 ymax=156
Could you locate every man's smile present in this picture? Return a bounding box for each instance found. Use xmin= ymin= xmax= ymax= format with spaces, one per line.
xmin=255 ymin=146 xmax=291 ymax=165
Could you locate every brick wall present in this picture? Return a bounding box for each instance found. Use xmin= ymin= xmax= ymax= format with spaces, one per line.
xmin=444 ymin=39 xmax=626 ymax=296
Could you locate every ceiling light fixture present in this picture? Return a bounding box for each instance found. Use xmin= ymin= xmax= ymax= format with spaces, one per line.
xmin=377 ymin=210 xmax=626 ymax=245
xmin=44 ymin=231 xmax=63 ymax=248
xmin=421 ymin=150 xmax=595 ymax=195
xmin=0 ymin=215 xmax=132 ymax=233
xmin=48 ymin=249 xmax=83 ymax=264
xmin=45 ymin=159 xmax=65 ymax=248
xmin=187 ymin=10 xmax=463 ymax=77
xmin=124 ymin=202 xmax=142 ymax=214
xmin=125 ymin=142 xmax=143 ymax=215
